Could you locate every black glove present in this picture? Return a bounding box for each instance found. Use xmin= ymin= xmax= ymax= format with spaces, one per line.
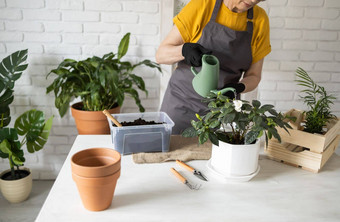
xmin=182 ymin=43 xmax=212 ymax=67
xmin=221 ymin=83 xmax=245 ymax=99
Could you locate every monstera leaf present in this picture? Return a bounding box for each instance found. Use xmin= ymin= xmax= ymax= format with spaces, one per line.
xmin=14 ymin=109 xmax=54 ymax=153
xmin=27 ymin=115 xmax=53 ymax=153
xmin=0 ymin=49 xmax=28 ymax=89
xmin=0 ymin=49 xmax=28 ymax=128
xmin=0 ymin=82 xmax=12 ymax=127
xmin=0 ymin=128 xmax=24 ymax=166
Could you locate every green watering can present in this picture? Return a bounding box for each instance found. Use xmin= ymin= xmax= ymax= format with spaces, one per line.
xmin=191 ymin=54 xmax=236 ymax=98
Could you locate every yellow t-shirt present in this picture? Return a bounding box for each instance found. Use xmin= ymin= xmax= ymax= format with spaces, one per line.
xmin=174 ymin=0 xmax=271 ymax=64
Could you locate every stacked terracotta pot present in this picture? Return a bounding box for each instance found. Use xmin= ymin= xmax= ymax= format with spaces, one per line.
xmin=71 ymin=148 xmax=121 ymax=211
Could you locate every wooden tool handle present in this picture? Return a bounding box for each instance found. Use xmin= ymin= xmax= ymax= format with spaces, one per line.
xmin=176 ymin=160 xmax=194 ymax=172
xmin=102 ymin=110 xmax=122 ymax=127
xmin=170 ymin=168 xmax=186 ymax=183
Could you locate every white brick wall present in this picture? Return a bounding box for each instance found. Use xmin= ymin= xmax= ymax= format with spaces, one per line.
xmin=258 ymin=0 xmax=340 ymax=115
xmin=0 ymin=0 xmax=164 ymax=179
xmin=1 ymin=0 xmax=340 ymax=179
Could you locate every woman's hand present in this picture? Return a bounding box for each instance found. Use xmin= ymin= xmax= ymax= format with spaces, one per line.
xmin=240 ymin=58 xmax=264 ymax=93
xmin=182 ymin=43 xmax=212 ymax=67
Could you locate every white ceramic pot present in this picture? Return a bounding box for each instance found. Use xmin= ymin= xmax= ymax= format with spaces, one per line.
xmin=0 ymin=167 xmax=32 ymax=203
xmin=207 ymin=139 xmax=260 ymax=182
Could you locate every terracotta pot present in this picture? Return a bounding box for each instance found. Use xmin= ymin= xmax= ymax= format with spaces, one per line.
xmin=71 ymin=148 xmax=121 ymax=211
xmin=72 ymin=171 xmax=120 ymax=211
xmin=71 ymin=102 xmax=120 ymax=135
xmin=71 ymin=148 xmax=121 ymax=178
xmin=0 ymin=167 xmax=32 ymax=203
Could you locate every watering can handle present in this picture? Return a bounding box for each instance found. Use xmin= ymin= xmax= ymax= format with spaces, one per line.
xmin=191 ymin=66 xmax=199 ymax=76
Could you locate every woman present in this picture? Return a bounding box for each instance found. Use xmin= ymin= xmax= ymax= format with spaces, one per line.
xmin=156 ymin=0 xmax=271 ymax=134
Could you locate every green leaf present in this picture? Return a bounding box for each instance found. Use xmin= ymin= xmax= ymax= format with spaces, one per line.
xmin=124 ymin=88 xmax=145 ymax=112
xmin=268 ymin=127 xmax=280 ymax=143
xmin=253 ymin=116 xmax=262 ymax=126
xmin=245 ymin=131 xmax=260 ymax=144
xmin=258 ymin=104 xmax=274 ymax=113
xmin=268 ymin=109 xmax=278 ymax=116
xmin=133 ymin=59 xmax=162 ymax=73
xmin=264 ymin=132 xmax=268 ymax=147
xmin=198 ymin=131 xmax=209 ymax=144
xmin=26 ymin=115 xmax=53 ymax=153
xmin=208 ymin=133 xmax=219 ymax=146
xmin=209 ymin=120 xmax=220 ymax=129
xmin=117 ymin=33 xmax=130 ymax=60
xmin=129 ymin=74 xmax=146 ymax=91
xmin=252 ymin=100 xmax=261 ymax=108
xmin=222 ymin=112 xmax=235 ymax=123
xmin=204 ymin=112 xmax=214 ymax=121
xmin=0 ymin=128 xmax=24 ymax=167
xmin=0 ymin=139 xmax=11 ymax=155
xmin=242 ymin=103 xmax=253 ymax=111
xmin=0 ymin=49 xmax=28 ymax=89
xmin=182 ymin=127 xmax=197 ymax=138
xmin=14 ymin=110 xmax=45 ymax=142
xmin=0 ymin=50 xmax=28 ymax=127
xmin=0 ymin=83 xmax=13 ymax=127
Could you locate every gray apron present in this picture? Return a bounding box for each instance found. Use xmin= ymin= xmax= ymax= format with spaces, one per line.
xmin=161 ymin=0 xmax=253 ymax=134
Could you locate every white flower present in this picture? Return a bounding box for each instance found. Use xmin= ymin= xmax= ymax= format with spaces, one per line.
xmin=233 ymin=100 xmax=243 ymax=112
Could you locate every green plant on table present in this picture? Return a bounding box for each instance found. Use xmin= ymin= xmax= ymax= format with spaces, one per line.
xmin=295 ymin=67 xmax=337 ymax=134
xmin=182 ymin=91 xmax=294 ymax=146
xmin=0 ymin=49 xmax=53 ymax=180
xmin=46 ymin=32 xmax=162 ymax=117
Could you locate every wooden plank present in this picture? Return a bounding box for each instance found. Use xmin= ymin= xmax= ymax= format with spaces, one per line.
xmin=324 ymin=119 xmax=340 ymax=151
xmin=265 ymin=140 xmax=322 ymax=172
xmin=265 ymin=136 xmax=340 ymax=173
xmin=266 ymin=155 xmax=319 ymax=173
xmin=277 ymin=127 xmax=325 ymax=153
xmin=320 ymin=135 xmax=340 ymax=168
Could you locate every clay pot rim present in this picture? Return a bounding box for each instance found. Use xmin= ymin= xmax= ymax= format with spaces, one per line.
xmin=71 ymin=102 xmax=119 ymax=113
xmin=71 ymin=148 xmax=121 ymax=170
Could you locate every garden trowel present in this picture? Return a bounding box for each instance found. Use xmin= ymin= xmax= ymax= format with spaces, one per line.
xmin=176 ymin=160 xmax=208 ymax=181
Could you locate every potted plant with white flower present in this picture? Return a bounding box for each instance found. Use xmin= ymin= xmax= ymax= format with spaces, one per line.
xmin=182 ymin=89 xmax=293 ymax=181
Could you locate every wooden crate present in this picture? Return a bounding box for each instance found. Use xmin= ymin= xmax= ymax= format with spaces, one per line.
xmin=276 ymin=109 xmax=340 ymax=153
xmin=265 ymin=135 xmax=340 ymax=173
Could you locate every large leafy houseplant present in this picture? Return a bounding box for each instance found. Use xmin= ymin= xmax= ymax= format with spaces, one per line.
xmin=46 ymin=32 xmax=162 ymax=117
xmin=182 ymin=91 xmax=293 ymax=146
xmin=0 ymin=49 xmax=53 ymax=180
xmin=295 ymin=67 xmax=336 ymax=134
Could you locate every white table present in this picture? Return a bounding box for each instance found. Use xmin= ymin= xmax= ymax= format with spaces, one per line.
xmin=36 ymin=135 xmax=340 ymax=222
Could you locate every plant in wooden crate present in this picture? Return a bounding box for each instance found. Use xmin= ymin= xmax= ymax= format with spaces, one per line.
xmin=265 ymin=67 xmax=340 ymax=173
xmin=0 ymin=49 xmax=53 ymax=203
xmin=46 ymin=32 xmax=161 ymax=134
xmin=295 ymin=67 xmax=336 ymax=134
xmin=182 ymin=89 xmax=293 ymax=181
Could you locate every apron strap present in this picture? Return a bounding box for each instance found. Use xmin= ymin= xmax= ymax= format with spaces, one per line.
xmin=210 ymin=0 xmax=222 ymax=21
xmin=246 ymin=8 xmax=254 ymax=34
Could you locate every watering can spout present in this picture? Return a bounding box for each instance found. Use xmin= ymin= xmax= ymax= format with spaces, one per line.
xmin=210 ymin=87 xmax=237 ymax=98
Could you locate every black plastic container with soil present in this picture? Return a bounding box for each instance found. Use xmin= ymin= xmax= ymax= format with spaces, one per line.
xmin=112 ymin=118 xmax=164 ymax=127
